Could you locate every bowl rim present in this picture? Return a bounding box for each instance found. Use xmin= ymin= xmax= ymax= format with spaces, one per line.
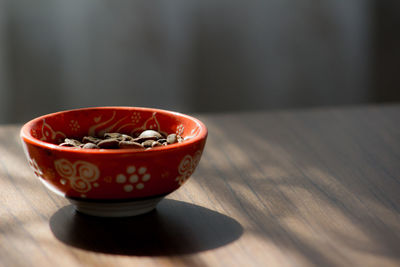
xmin=20 ymin=106 xmax=208 ymax=155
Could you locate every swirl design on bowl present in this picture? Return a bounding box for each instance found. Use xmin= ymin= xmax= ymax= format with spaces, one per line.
xmin=176 ymin=150 xmax=202 ymax=185
xmin=54 ymin=159 xmax=100 ymax=195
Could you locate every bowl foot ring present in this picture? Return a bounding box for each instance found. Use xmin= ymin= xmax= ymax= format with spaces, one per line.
xmin=68 ymin=196 xmax=164 ymax=217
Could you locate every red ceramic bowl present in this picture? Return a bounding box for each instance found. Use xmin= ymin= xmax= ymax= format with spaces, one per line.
xmin=20 ymin=107 xmax=207 ymax=216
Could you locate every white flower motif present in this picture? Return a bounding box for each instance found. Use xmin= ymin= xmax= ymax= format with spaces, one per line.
xmin=116 ymin=165 xmax=151 ymax=192
xmin=54 ymin=159 xmax=100 ymax=194
xmin=29 ymin=158 xmax=43 ymax=178
xmin=131 ymin=112 xmax=141 ymax=124
xmin=69 ymin=120 xmax=80 ymax=132
xmin=31 ymin=129 xmax=39 ymax=139
xmin=175 ymin=150 xmax=202 ymax=185
xmin=176 ymin=124 xmax=184 ymax=136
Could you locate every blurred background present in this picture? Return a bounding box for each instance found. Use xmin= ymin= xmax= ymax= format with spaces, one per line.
xmin=0 ymin=0 xmax=399 ymax=123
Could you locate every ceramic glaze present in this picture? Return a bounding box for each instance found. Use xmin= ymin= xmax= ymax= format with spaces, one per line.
xmin=20 ymin=107 xmax=207 ymax=216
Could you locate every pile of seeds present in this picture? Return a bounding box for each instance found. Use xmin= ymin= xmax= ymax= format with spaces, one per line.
xmin=58 ymin=130 xmax=183 ymax=149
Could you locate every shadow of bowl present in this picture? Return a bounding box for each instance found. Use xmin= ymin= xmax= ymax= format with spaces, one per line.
xmin=50 ymin=199 xmax=243 ymax=256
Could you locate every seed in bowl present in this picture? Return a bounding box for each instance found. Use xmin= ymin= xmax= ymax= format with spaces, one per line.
xmin=58 ymin=130 xmax=183 ymax=149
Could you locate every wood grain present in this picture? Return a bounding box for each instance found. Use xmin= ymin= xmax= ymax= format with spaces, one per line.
xmin=0 ymin=105 xmax=399 ymax=267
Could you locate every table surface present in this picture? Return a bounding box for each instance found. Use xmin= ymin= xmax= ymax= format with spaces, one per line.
xmin=0 ymin=105 xmax=399 ymax=267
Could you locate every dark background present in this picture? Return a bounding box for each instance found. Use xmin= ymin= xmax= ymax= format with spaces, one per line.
xmin=0 ymin=0 xmax=399 ymax=123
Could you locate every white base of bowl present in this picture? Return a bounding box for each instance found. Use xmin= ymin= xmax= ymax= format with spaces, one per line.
xmin=68 ymin=196 xmax=164 ymax=217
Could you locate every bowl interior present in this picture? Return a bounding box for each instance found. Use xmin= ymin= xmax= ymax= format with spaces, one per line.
xmin=23 ymin=107 xmax=204 ymax=146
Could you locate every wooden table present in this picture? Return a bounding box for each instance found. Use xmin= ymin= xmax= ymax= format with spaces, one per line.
xmin=1 ymin=105 xmax=399 ymax=267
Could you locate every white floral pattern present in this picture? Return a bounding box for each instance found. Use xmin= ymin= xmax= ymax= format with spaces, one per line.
xmin=69 ymin=120 xmax=80 ymax=132
xmin=116 ymin=165 xmax=151 ymax=192
xmin=176 ymin=124 xmax=184 ymax=136
xmin=130 ymin=112 xmax=163 ymax=135
xmin=131 ymin=112 xmax=141 ymax=124
xmin=175 ymin=150 xmax=202 ymax=185
xmin=29 ymin=158 xmax=43 ymax=178
xmin=54 ymin=159 xmax=100 ymax=194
